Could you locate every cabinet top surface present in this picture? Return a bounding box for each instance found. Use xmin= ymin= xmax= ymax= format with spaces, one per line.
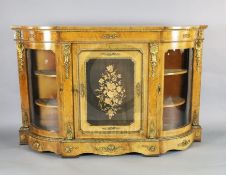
xmin=11 ymin=25 xmax=207 ymax=31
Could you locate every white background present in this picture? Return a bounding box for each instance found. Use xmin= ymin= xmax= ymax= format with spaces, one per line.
xmin=0 ymin=0 xmax=225 ymax=174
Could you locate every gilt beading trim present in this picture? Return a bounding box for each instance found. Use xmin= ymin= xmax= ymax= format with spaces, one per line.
xmin=21 ymin=107 xmax=28 ymax=127
xmin=195 ymin=40 xmax=203 ymax=72
xmin=150 ymin=42 xmax=159 ymax=78
xmin=94 ymin=144 xmax=123 ymax=153
xmin=197 ymin=29 xmax=204 ymax=39
xmin=142 ymin=145 xmax=156 ymax=152
xmin=192 ymin=110 xmax=199 ymax=126
xmin=136 ymin=82 xmax=141 ymax=97
xmin=16 ymin=42 xmax=24 ymax=72
xmin=64 ymin=146 xmax=77 ymax=153
xmin=31 ymin=141 xmax=42 ymax=152
xmin=177 ymin=139 xmax=191 ymax=147
xmin=14 ymin=30 xmax=22 ymax=40
xmin=149 ymin=120 xmax=156 ymax=138
xmin=66 ymin=122 xmax=73 ymax=140
xmin=95 ymin=65 xmax=126 ymax=119
xmin=63 ymin=43 xmax=71 ymax=79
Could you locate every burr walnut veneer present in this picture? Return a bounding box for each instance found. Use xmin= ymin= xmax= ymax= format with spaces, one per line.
xmin=12 ymin=25 xmax=207 ymax=157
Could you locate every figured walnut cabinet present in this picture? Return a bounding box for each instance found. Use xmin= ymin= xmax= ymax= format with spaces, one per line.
xmin=12 ymin=25 xmax=207 ymax=157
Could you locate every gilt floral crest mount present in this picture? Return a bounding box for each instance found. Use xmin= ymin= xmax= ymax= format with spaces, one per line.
xmin=95 ymin=65 xmax=126 ymax=119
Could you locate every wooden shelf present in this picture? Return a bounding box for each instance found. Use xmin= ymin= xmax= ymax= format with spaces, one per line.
xmin=35 ymin=98 xmax=58 ymax=108
xmin=164 ymin=96 xmax=185 ymax=108
xmin=34 ymin=70 xmax=56 ymax=78
xmin=164 ymin=69 xmax=187 ymax=76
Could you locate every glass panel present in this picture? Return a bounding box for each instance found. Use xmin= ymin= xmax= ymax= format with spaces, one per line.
xmin=163 ymin=48 xmax=193 ymax=131
xmin=26 ymin=49 xmax=59 ymax=131
xmin=86 ymin=59 xmax=134 ymax=126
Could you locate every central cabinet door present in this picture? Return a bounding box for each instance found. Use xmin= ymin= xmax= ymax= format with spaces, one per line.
xmin=73 ymin=44 xmax=148 ymax=138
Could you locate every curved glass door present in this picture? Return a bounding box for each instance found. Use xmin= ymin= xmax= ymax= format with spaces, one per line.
xmin=26 ymin=49 xmax=59 ymax=132
xmin=163 ymin=48 xmax=193 ymax=131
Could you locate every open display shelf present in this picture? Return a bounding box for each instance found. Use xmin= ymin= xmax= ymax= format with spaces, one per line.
xmin=35 ymin=98 xmax=58 ymax=108
xmin=34 ymin=70 xmax=56 ymax=78
xmin=164 ymin=69 xmax=187 ymax=76
xmin=164 ymin=96 xmax=186 ymax=108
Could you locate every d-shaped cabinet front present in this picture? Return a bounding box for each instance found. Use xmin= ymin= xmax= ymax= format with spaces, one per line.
xmin=12 ymin=26 xmax=207 ymax=157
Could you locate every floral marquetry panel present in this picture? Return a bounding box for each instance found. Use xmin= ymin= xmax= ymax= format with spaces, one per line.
xmin=96 ymin=65 xmax=127 ymax=120
xmin=87 ymin=59 xmax=134 ymax=125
